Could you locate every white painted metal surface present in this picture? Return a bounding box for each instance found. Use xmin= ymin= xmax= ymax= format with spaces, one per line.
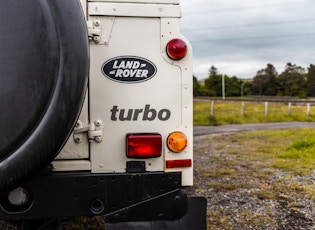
xmin=88 ymin=2 xmax=181 ymax=17
xmin=55 ymin=94 xmax=89 ymax=160
xmin=54 ymin=0 xmax=193 ymax=186
xmin=89 ymin=0 xmax=179 ymax=4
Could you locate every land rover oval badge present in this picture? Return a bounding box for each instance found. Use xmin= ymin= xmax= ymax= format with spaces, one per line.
xmin=102 ymin=56 xmax=157 ymax=83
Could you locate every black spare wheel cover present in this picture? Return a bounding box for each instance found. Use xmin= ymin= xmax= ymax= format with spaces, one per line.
xmin=0 ymin=0 xmax=89 ymax=192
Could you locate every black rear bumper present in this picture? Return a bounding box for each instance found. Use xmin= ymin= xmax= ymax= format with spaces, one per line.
xmin=106 ymin=197 xmax=207 ymax=230
xmin=0 ymin=172 xmax=196 ymax=223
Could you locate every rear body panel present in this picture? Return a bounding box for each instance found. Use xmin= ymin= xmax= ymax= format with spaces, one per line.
xmin=55 ymin=0 xmax=193 ymax=186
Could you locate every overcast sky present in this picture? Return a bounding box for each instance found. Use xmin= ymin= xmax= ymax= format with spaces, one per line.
xmin=179 ymin=0 xmax=315 ymax=80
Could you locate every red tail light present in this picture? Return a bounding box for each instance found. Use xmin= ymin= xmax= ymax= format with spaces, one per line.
xmin=126 ymin=133 xmax=162 ymax=159
xmin=166 ymin=39 xmax=187 ymax=60
xmin=166 ymin=159 xmax=192 ymax=168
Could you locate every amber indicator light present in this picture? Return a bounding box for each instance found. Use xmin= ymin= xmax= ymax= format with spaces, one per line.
xmin=167 ymin=131 xmax=187 ymax=153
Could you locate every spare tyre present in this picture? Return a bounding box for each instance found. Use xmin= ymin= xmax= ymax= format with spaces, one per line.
xmin=0 ymin=0 xmax=89 ymax=192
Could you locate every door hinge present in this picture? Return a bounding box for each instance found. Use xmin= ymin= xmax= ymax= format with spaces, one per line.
xmin=73 ymin=120 xmax=103 ymax=143
xmin=87 ymin=20 xmax=101 ymax=43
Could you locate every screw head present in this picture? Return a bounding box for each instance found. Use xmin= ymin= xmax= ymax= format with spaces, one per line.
xmin=93 ymin=36 xmax=100 ymax=42
xmin=75 ymin=137 xmax=81 ymax=143
xmin=95 ymin=120 xmax=101 ymax=127
xmin=95 ymin=136 xmax=102 ymax=143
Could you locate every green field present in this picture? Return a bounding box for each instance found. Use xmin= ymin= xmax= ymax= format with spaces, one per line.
xmin=194 ymin=100 xmax=315 ymax=126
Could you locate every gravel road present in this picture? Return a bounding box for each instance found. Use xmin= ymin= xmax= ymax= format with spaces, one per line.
xmin=191 ymin=122 xmax=315 ymax=229
xmin=194 ymin=122 xmax=315 ymax=136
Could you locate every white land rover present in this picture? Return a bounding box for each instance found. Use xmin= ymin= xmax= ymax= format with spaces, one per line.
xmin=0 ymin=0 xmax=206 ymax=229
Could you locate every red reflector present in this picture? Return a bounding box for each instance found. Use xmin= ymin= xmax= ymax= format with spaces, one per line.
xmin=166 ymin=39 xmax=187 ymax=60
xmin=166 ymin=159 xmax=192 ymax=168
xmin=126 ymin=133 xmax=162 ymax=159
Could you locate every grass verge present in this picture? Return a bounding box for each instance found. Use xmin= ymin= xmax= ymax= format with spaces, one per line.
xmin=192 ymin=128 xmax=315 ymax=229
xmin=194 ymin=100 xmax=315 ymax=125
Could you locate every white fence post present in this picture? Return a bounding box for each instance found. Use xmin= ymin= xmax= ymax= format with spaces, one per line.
xmin=241 ymin=101 xmax=245 ymax=116
xmin=307 ymin=103 xmax=310 ymax=116
xmin=211 ymin=100 xmax=214 ymax=116
xmin=265 ymin=101 xmax=268 ymax=116
xmin=288 ymin=102 xmax=291 ymax=115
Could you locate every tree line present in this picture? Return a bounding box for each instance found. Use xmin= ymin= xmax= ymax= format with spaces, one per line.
xmin=194 ymin=63 xmax=315 ymax=98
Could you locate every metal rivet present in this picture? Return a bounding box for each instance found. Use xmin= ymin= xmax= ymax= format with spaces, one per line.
xmin=75 ymin=137 xmax=81 ymax=143
xmin=95 ymin=136 xmax=102 ymax=143
xmin=95 ymin=120 xmax=101 ymax=127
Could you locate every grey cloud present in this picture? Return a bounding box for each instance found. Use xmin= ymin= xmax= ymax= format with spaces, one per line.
xmin=180 ymin=0 xmax=315 ymax=79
